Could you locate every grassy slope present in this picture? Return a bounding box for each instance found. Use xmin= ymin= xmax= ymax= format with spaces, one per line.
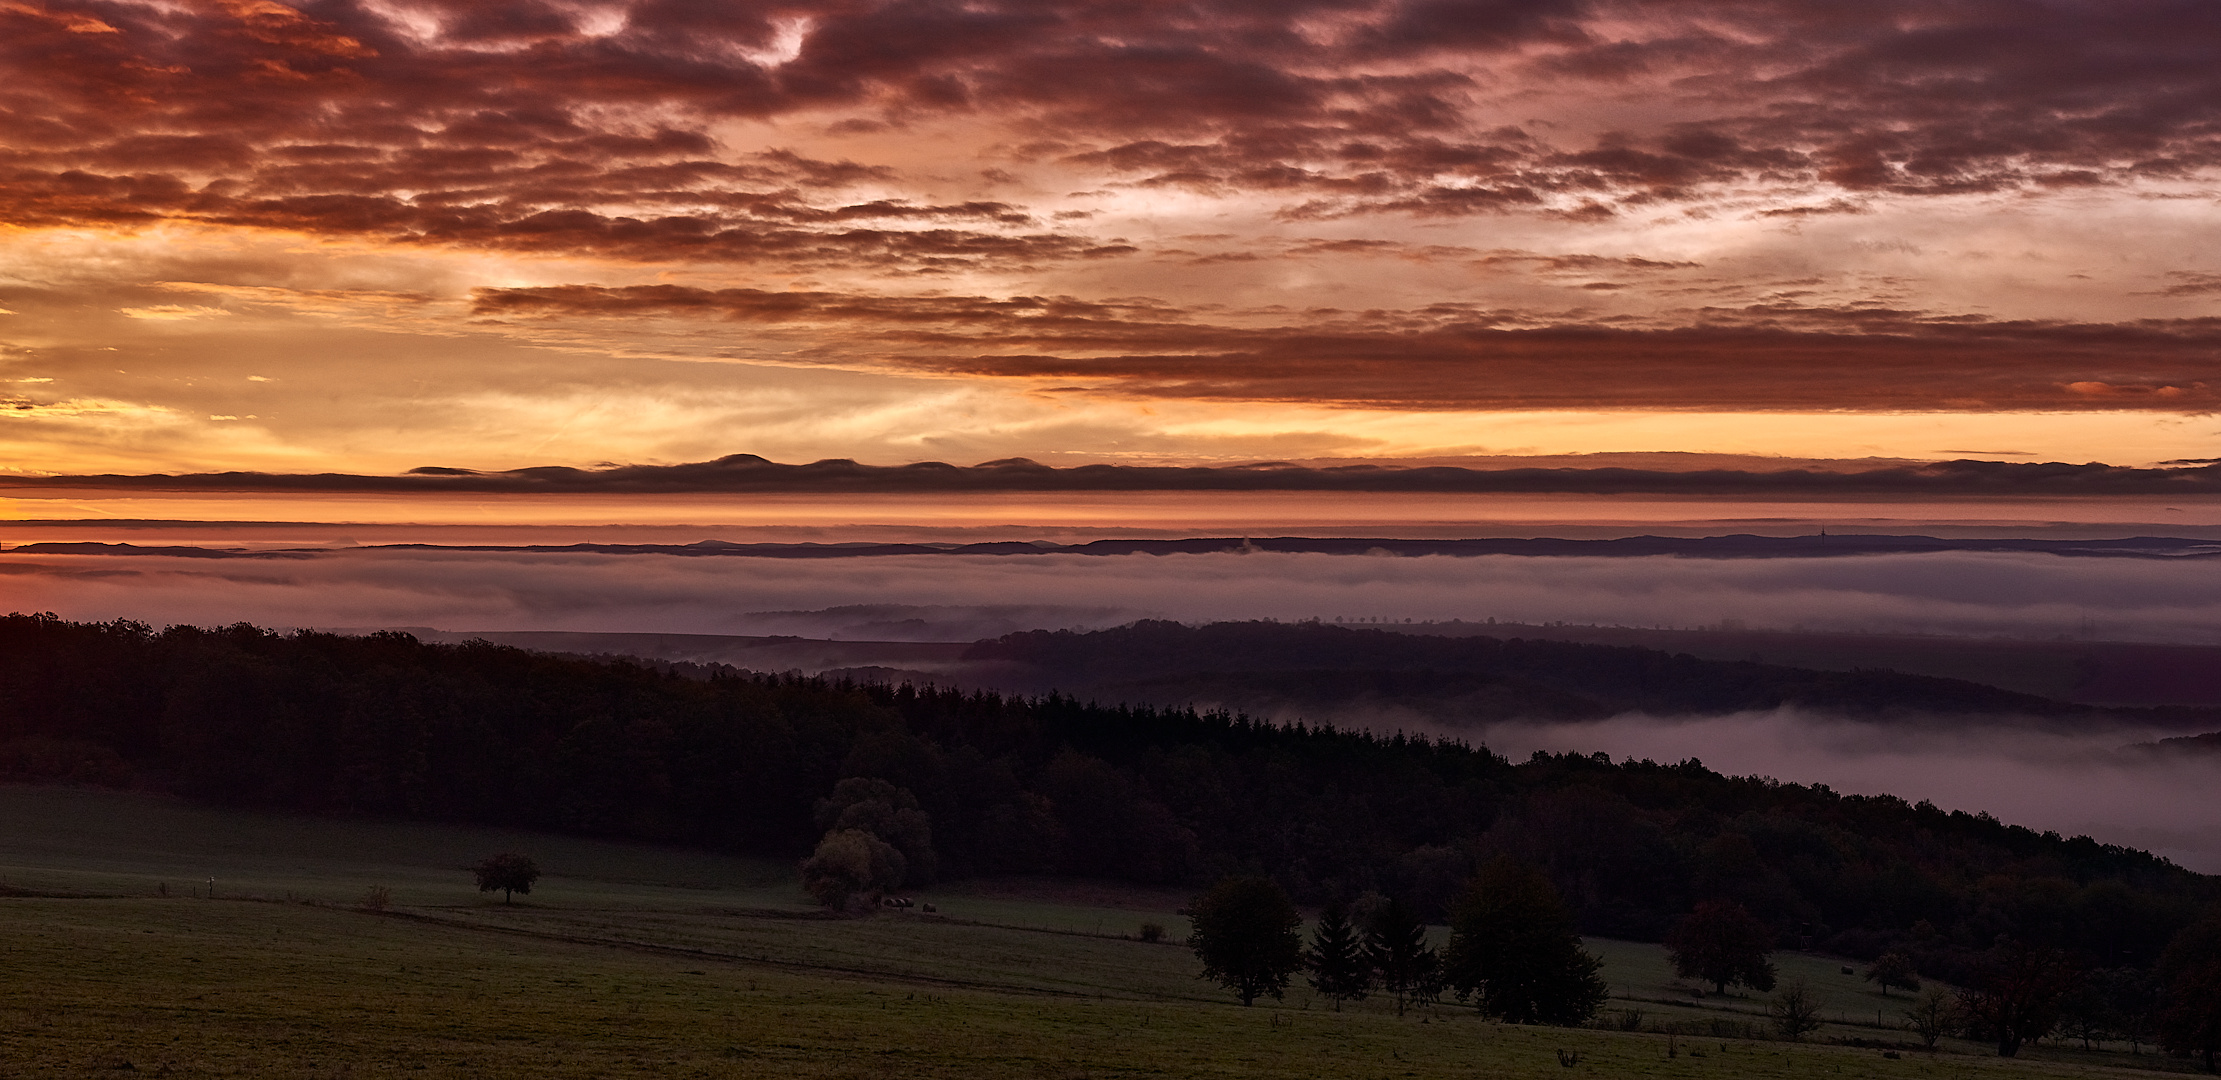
xmin=0 ymin=785 xmax=2193 ymax=1078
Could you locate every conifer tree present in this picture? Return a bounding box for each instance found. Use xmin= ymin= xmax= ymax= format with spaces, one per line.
xmin=1366 ymin=896 xmax=1442 ymax=1016
xmin=1305 ymin=901 xmax=1372 ymax=1010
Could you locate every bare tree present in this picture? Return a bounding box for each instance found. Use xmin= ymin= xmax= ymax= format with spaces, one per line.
xmin=1904 ymin=985 xmax=1954 ymax=1049
xmin=1769 ymin=980 xmax=1825 ymax=1041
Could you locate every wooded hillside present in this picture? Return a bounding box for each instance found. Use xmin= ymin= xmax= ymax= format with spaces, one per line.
xmin=1 ymin=612 xmax=2211 ymax=987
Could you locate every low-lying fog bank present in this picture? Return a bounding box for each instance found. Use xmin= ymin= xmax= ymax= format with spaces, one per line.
xmin=8 ymin=546 xmax=2221 ymax=644
xmin=1471 ymin=709 xmax=2221 ymax=873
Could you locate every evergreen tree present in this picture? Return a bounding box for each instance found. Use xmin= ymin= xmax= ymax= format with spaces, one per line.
xmin=1304 ymin=901 xmax=1372 ymax=1010
xmin=1666 ymin=899 xmax=1778 ymax=995
xmin=1365 ymin=896 xmax=1441 ymax=1016
xmin=1443 ymin=857 xmax=1608 ymax=1025
xmin=1187 ymin=876 xmax=1304 ymax=1006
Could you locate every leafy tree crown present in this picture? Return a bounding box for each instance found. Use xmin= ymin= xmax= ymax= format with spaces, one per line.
xmin=1188 ymin=876 xmax=1303 ymax=1007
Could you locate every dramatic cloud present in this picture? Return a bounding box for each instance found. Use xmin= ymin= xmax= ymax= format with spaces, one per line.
xmin=11 ymin=0 xmax=2221 ymax=241
xmin=5 ymin=0 xmax=2221 ymax=473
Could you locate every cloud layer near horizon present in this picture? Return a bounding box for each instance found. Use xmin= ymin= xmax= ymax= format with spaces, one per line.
xmin=10 ymin=547 xmax=2221 ymax=644
xmin=4 ymin=1 xmax=2221 ymax=472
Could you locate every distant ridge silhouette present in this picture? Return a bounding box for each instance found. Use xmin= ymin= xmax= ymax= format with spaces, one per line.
xmin=11 ymin=534 xmax=2221 ymax=560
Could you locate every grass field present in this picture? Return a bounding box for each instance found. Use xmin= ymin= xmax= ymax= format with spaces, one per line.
xmin=0 ymin=784 xmax=2198 ymax=1078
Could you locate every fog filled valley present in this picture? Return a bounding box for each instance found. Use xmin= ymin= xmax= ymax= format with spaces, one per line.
xmin=8 ymin=543 xmax=2221 ymax=1074
xmin=9 ymin=539 xmax=2221 ymax=873
xmin=10 ymin=542 xmax=2221 ymax=646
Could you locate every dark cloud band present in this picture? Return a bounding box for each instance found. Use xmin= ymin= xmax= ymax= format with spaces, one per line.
xmin=473 ymin=284 xmax=2221 ymax=411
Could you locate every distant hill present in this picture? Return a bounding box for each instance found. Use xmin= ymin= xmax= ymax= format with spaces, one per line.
xmin=1403 ymin=621 xmax=2221 ymax=708
xmin=959 ymin=621 xmax=2221 ymax=732
xmin=15 ymin=531 xmax=2221 ymax=560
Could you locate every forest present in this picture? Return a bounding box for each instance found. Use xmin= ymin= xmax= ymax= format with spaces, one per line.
xmin=2 ymin=611 xmax=2216 ymax=1000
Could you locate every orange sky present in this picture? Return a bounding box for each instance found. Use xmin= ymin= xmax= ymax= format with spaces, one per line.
xmin=4 ymin=0 xmax=2221 ymax=481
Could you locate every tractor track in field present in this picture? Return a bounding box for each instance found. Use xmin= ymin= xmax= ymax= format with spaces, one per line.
xmin=363 ymin=904 xmax=1222 ymax=1005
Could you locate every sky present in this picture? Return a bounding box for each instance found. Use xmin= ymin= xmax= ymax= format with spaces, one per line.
xmin=4 ymin=0 xmax=2221 ymax=480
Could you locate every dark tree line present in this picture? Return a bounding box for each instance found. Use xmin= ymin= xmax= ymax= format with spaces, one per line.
xmin=5 ymin=612 xmax=2221 ymax=1061
xmin=1202 ymin=860 xmax=1604 ymax=1024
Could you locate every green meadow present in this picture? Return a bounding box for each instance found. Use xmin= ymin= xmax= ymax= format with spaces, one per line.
xmin=0 ymin=785 xmax=2195 ymax=1078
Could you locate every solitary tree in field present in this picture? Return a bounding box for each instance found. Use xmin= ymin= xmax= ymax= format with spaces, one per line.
xmin=1865 ymin=950 xmax=1922 ymax=996
xmin=1666 ymin=899 xmax=1777 ymax=995
xmin=1305 ymin=902 xmax=1372 ymax=1010
xmin=1188 ymin=876 xmax=1303 ymax=1006
xmin=1769 ymin=980 xmax=1826 ymax=1040
xmin=1442 ymin=857 xmax=1608 ymax=1025
xmin=473 ymin=853 xmax=540 ymax=904
xmin=1366 ymin=896 xmax=1441 ymax=1016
